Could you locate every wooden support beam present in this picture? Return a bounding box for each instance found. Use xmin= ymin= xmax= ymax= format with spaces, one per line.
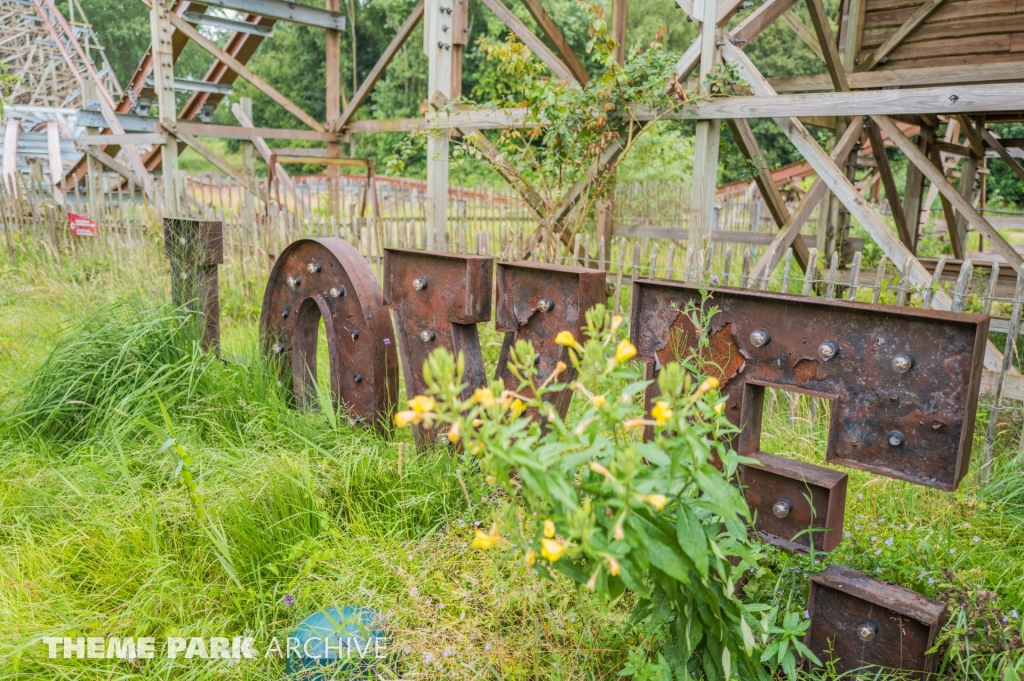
xmin=151 ymin=0 xmax=180 ymax=213
xmin=167 ymin=11 xmax=325 ymax=132
xmin=520 ymin=0 xmax=589 ymax=83
xmin=3 ymin=121 xmax=20 ymax=180
xmin=781 ymin=10 xmax=824 ymax=61
xmin=859 ymin=0 xmax=945 ymax=71
xmin=874 ymin=115 xmax=1022 ymax=272
xmin=957 ymin=115 xmax=985 ymax=159
xmin=689 ymin=0 xmax=722 ymax=262
xmin=804 ymin=0 xmax=849 ymax=92
xmin=979 ymin=127 xmax=1024 ymax=184
xmin=326 ymin=0 xmax=342 ymax=189
xmin=174 ymin=122 xmax=342 ymax=141
xmin=186 ymin=0 xmax=345 ymax=30
xmin=771 ymin=62 xmax=1024 ymax=92
xmin=79 ymin=145 xmax=144 ymax=186
xmin=163 ymin=121 xmax=263 ymax=199
xmin=953 ymin=155 xmax=980 ymax=255
xmin=610 ymin=0 xmax=627 ymax=67
xmin=424 ymin=0 xmax=459 ymax=251
xmin=78 ymin=133 xmax=169 ymax=146
xmin=842 ymin=0 xmax=866 ymax=71
xmin=337 ymin=1 xmax=424 ymax=131
xmin=231 ymin=102 xmax=297 ymax=199
xmin=751 ymin=118 xmax=863 ymax=279
xmin=903 ymin=131 xmax=927 ymax=251
xmin=463 ymin=130 xmax=546 ymax=221
xmin=727 ymin=118 xmax=810 ymax=273
xmin=865 ymin=118 xmax=912 ymax=248
xmin=477 ymin=0 xmax=576 ymax=83
xmin=928 ymin=131 xmax=964 ymax=258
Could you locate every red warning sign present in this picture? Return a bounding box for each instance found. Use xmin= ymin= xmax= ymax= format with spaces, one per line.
xmin=68 ymin=213 xmax=98 ymax=237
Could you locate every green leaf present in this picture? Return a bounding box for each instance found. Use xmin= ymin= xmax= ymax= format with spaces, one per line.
xmin=644 ymin=528 xmax=689 ymax=584
xmin=676 ymin=506 xmax=709 ymax=578
xmin=740 ymin=616 xmax=755 ymax=656
xmin=781 ymin=652 xmax=797 ymax=681
xmin=721 ymin=646 xmax=731 ymax=680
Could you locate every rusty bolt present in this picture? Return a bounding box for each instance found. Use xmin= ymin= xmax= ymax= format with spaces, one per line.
xmin=281 ymin=308 xmax=289 ymax=318
xmin=306 ymin=262 xmax=322 ymax=274
xmin=271 ymin=342 xmax=285 ymax=354
xmin=537 ymin=298 xmax=555 ymax=312
xmin=817 ymin=341 xmax=839 ymax=361
xmin=286 ymin=276 xmax=301 ymax=288
xmin=887 ymin=430 xmax=905 ymax=447
xmin=412 ymin=278 xmax=428 ymax=291
xmin=420 ymin=329 xmax=436 ymax=342
xmin=329 ymin=286 xmax=345 ymax=298
xmin=750 ymin=330 xmax=770 ymax=347
xmin=892 ymin=354 xmax=914 ymax=373
xmin=857 ymin=620 xmax=878 ymax=642
xmin=772 ymin=499 xmax=792 ymax=518
xmin=354 ymin=373 xmax=363 ymax=383
xmin=351 ymin=329 xmax=360 ymax=341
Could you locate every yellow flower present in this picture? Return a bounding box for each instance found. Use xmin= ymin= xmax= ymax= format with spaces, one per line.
xmin=473 ymin=388 xmax=496 ymax=406
xmin=698 ymin=377 xmax=720 ymax=395
xmin=714 ymin=401 xmax=725 ymax=415
xmin=510 ymin=398 xmax=525 ymax=416
xmin=610 ymin=315 xmax=623 ymax=332
xmin=525 ymin=548 xmax=536 ymax=566
xmin=645 ymin=494 xmax=668 ymax=511
xmin=613 ymin=521 xmax=625 ymax=541
xmin=589 ymin=461 xmax=612 ymax=479
xmin=540 ymin=538 xmax=564 ymax=562
xmin=543 ymin=519 xmax=556 ymax=538
xmin=651 ymin=400 xmax=673 ymax=426
xmin=555 ymin=330 xmax=577 ymax=347
xmin=446 ymin=421 xmax=461 ymax=443
xmin=485 ymin=475 xmax=496 ymax=485
xmin=591 ymin=394 xmax=606 ymax=408
xmin=607 ymin=557 xmax=621 ymax=576
xmin=394 ymin=410 xmax=419 ymax=427
xmin=408 ymin=395 xmax=435 ymax=413
xmin=473 ymin=530 xmax=496 ymax=550
xmin=473 ymin=418 xmax=484 ymax=427
xmin=586 ymin=571 xmax=598 ymax=590
xmin=551 ymin=361 xmax=568 ymax=378
xmin=614 ymin=339 xmax=637 ymax=363
xmin=623 ymin=418 xmax=645 ymax=430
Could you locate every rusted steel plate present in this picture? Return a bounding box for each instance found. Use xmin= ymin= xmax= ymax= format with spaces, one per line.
xmin=164 ymin=217 xmax=223 ymax=352
xmin=807 ymin=564 xmax=946 ymax=678
xmin=630 ymin=282 xmax=989 ymax=491
xmin=495 ymin=262 xmax=606 ymax=419
xmin=260 ymin=238 xmax=398 ymax=434
xmin=739 ymin=452 xmax=847 ymax=553
xmin=383 ymin=248 xmax=493 ymax=446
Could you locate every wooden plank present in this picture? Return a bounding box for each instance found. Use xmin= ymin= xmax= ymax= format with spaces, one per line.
xmin=519 ymin=0 xmax=589 ymax=83
xmin=174 ymin=122 xmax=340 ymax=141
xmin=230 ymin=102 xmax=297 ymax=197
xmin=979 ymin=126 xmax=1024 ymax=183
xmin=864 ymin=0 xmax=1015 ymax=30
xmin=337 ymin=1 xmax=423 ymax=130
xmin=903 ymin=129 xmax=927 ymax=250
xmin=477 ymin=0 xmax=576 ymax=82
xmin=880 ymin=50 xmax=1024 ymax=72
xmin=782 ymin=10 xmax=825 ymax=60
xmin=275 ymin=155 xmax=369 ymax=166
xmin=167 ymin=11 xmax=325 ymax=132
xmin=648 ymin=82 xmax=1024 ymax=118
xmin=863 ymin=13 xmax=1024 ymax=48
xmin=732 ymin=0 xmax=800 ymax=43
xmin=875 ymin=114 xmax=1023 ymax=272
xmin=770 ymin=60 xmax=1024 ymax=90
xmin=860 ymin=0 xmax=946 ymax=69
xmin=78 ymin=145 xmax=143 ymax=186
xmin=889 ymin=33 xmax=1013 ymax=62
xmin=689 ymin=0 xmax=722 ymax=255
xmin=843 ymin=0 xmax=868 ymax=69
xmin=866 ymin=119 xmax=912 ymax=246
xmin=164 ymin=121 xmax=261 ymax=197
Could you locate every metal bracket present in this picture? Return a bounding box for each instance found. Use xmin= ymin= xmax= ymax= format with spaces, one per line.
xmin=495 ymin=262 xmax=606 ymax=420
xmin=383 ymin=248 xmax=492 ymax=446
xmin=630 ymin=282 xmax=989 ymax=491
xmin=260 ymin=238 xmax=398 ymax=434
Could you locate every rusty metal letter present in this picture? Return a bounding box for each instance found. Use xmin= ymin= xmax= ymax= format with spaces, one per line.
xmin=383 ymin=248 xmax=493 ymax=446
xmin=260 ymin=238 xmax=398 ymax=434
xmin=495 ymin=262 xmax=606 ymax=419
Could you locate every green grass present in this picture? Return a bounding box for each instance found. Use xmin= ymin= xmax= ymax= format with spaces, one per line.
xmin=0 ymin=237 xmax=1022 ymax=679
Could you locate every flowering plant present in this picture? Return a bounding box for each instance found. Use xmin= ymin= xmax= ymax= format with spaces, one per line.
xmin=401 ymin=304 xmax=773 ymax=679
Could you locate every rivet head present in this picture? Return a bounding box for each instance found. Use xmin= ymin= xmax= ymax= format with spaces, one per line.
xmin=329 ymin=286 xmax=345 ymax=298
xmin=286 ymin=276 xmax=301 ymax=288
xmin=271 ymin=342 xmax=285 ymax=354
xmin=892 ymin=354 xmax=914 ymax=373
xmin=420 ymin=329 xmax=436 ymax=342
xmin=412 ymin=278 xmax=428 ymax=291
xmin=750 ymin=330 xmax=770 ymax=347
xmin=306 ymin=262 xmax=322 ymax=274
xmin=537 ymin=298 xmax=554 ymax=312
xmin=350 ymin=329 xmax=360 ymax=341
xmin=772 ymin=499 xmax=792 ymax=519
xmin=857 ymin=620 xmax=878 ymax=642
xmin=817 ymin=341 xmax=839 ymax=361
xmin=354 ymin=373 xmax=363 ymax=383
xmin=887 ymin=430 xmax=905 ymax=447
xmin=281 ymin=308 xmax=289 ymax=318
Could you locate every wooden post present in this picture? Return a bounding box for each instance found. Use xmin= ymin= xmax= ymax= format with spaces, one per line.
xmin=597 ymin=0 xmax=627 ymax=269
xmin=423 ymin=0 xmax=465 ymax=251
xmin=688 ymin=0 xmax=722 ymax=263
xmin=81 ymin=80 xmax=104 ymax=220
xmin=903 ymin=132 xmax=927 ymax=252
xmin=240 ymin=98 xmax=256 ymax=226
xmin=326 ymin=0 xmax=341 ymax=209
xmin=164 ymin=217 xmax=223 ymax=353
xmin=151 ymin=0 xmax=180 ymax=215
